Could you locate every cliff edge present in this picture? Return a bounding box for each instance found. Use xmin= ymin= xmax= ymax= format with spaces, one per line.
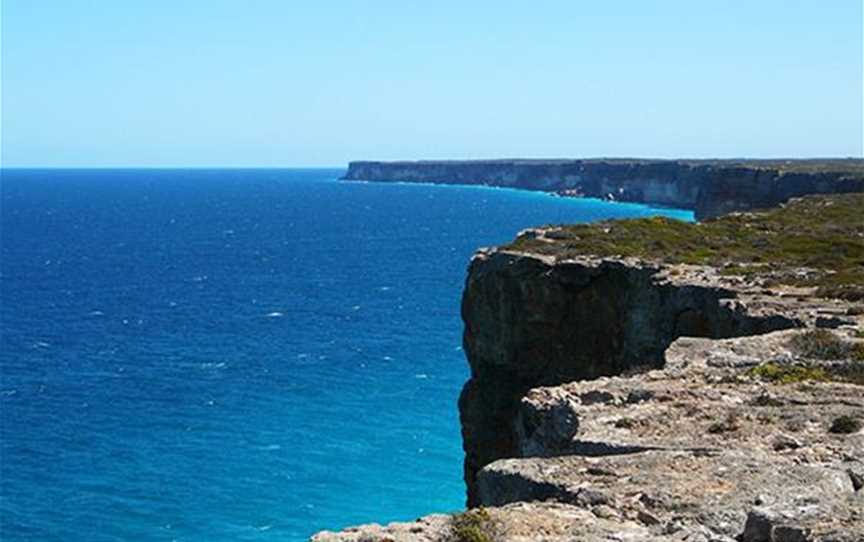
xmin=313 ymin=194 xmax=864 ymax=541
xmin=342 ymin=159 xmax=864 ymax=220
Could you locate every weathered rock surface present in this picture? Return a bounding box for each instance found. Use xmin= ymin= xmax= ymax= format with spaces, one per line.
xmin=312 ymin=513 xmax=451 ymax=542
xmin=342 ymin=159 xmax=864 ymax=220
xmin=459 ymin=250 xmax=854 ymax=505
xmin=476 ymin=330 xmax=864 ymax=541
xmin=512 ymin=330 xmax=863 ymax=459
xmin=479 ymin=452 xmax=862 ymax=541
xmin=312 ymin=501 xmax=674 ymax=542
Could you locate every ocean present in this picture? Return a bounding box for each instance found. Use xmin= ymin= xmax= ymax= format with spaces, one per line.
xmin=0 ymin=168 xmax=692 ymax=541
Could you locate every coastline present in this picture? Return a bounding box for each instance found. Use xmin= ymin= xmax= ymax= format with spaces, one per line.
xmin=315 ymin=191 xmax=864 ymax=541
xmin=342 ymin=158 xmax=864 ymax=220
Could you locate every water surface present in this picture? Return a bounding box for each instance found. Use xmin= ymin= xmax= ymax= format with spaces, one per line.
xmin=0 ymin=168 xmax=692 ymax=541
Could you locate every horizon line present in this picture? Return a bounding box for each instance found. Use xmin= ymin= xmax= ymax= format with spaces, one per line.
xmin=0 ymin=165 xmax=348 ymax=170
xmin=2 ymin=155 xmax=863 ymax=170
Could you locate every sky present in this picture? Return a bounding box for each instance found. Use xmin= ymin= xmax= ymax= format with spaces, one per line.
xmin=1 ymin=0 xmax=862 ymax=167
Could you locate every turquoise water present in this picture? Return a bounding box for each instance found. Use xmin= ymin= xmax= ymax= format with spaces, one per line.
xmin=0 ymin=169 xmax=692 ymax=541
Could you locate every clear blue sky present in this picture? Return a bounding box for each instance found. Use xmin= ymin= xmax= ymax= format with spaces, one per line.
xmin=2 ymin=1 xmax=862 ymax=166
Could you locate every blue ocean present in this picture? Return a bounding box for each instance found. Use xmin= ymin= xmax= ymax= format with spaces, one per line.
xmin=0 ymin=169 xmax=692 ymax=541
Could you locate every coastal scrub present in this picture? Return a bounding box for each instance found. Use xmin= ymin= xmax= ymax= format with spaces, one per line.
xmin=450 ymin=508 xmax=494 ymax=542
xmin=506 ymin=194 xmax=864 ymax=300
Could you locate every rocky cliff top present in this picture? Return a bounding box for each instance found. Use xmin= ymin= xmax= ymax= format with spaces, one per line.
xmin=348 ymin=158 xmax=864 ymax=175
xmin=507 ymin=193 xmax=864 ymax=302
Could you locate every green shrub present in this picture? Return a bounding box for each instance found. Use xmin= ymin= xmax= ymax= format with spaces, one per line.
xmin=829 ymin=415 xmax=862 ymax=434
xmin=846 ymin=305 xmax=864 ymax=316
xmin=748 ymin=363 xmax=829 ymax=384
xmin=789 ymin=329 xmax=862 ymax=360
xmin=450 ymin=508 xmax=494 ymax=542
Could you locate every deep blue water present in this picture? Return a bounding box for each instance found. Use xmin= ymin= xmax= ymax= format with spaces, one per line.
xmin=0 ymin=169 xmax=692 ymax=541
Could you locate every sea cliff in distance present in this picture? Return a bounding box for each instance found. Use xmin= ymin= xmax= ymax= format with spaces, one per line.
xmin=316 ymin=162 xmax=864 ymax=541
xmin=343 ymin=158 xmax=864 ymax=220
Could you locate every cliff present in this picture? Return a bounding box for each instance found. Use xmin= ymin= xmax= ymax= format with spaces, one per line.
xmin=317 ymin=329 xmax=863 ymax=541
xmin=313 ymin=194 xmax=864 ymax=541
xmin=342 ymin=159 xmax=864 ymax=220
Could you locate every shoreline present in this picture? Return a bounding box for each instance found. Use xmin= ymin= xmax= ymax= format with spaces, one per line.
xmin=342 ymin=158 xmax=864 ymax=220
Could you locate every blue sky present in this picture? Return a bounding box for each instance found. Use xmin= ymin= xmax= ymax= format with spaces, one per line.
xmin=2 ymin=1 xmax=862 ymax=166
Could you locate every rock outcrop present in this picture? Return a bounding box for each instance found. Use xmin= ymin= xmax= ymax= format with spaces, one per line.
xmin=342 ymin=159 xmax=864 ymax=220
xmin=460 ymin=251 xmax=808 ymax=506
xmin=477 ymin=329 xmax=864 ymax=541
xmin=313 ymin=501 xmax=675 ymax=542
xmin=312 ymin=194 xmax=864 ymax=541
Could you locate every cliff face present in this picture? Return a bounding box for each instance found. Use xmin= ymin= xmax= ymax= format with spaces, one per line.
xmin=459 ymin=251 xmax=807 ymax=505
xmin=459 ymin=194 xmax=864 ymax=504
xmin=343 ymin=159 xmax=864 ymax=220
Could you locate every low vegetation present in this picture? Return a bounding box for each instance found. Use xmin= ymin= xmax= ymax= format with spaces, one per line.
xmin=506 ymin=194 xmax=864 ymax=300
xmin=685 ymin=158 xmax=864 ymax=175
xmin=450 ymin=508 xmax=494 ymax=542
xmin=747 ymin=363 xmax=830 ymax=384
xmin=707 ymin=413 xmax=740 ymax=434
xmin=789 ymin=329 xmax=864 ymax=361
xmin=613 ymin=417 xmax=638 ymax=429
xmin=745 ymin=331 xmax=864 ymax=385
xmin=829 ymin=415 xmax=862 ymax=434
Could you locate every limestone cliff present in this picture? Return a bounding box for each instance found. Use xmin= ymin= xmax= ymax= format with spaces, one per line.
xmin=460 ymin=194 xmax=864 ymax=505
xmin=313 ymin=194 xmax=864 ymax=541
xmin=342 ymin=159 xmax=864 ymax=220
xmin=459 ymin=251 xmax=801 ymax=506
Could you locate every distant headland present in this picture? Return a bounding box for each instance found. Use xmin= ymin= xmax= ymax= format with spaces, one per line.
xmin=343 ymin=158 xmax=864 ymax=220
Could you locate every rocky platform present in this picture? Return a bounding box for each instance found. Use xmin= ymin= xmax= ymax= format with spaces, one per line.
xmin=313 ymin=195 xmax=864 ymax=542
xmin=479 ymin=329 xmax=864 ymax=541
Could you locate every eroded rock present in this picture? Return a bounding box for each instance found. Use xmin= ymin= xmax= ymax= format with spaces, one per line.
xmin=459 ymin=250 xmax=823 ymax=505
xmin=473 ymin=330 xmax=864 ymax=540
